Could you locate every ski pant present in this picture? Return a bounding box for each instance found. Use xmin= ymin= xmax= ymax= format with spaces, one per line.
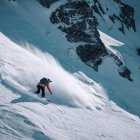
xmin=35 ymin=85 xmax=45 ymax=97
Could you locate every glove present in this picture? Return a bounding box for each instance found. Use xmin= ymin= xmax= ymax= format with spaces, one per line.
xmin=50 ymin=92 xmax=52 ymax=95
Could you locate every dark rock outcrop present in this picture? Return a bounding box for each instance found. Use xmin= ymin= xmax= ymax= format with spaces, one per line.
xmin=137 ymin=48 xmax=140 ymax=56
xmin=50 ymin=0 xmax=107 ymax=71
xmin=76 ymin=43 xmax=107 ymax=71
xmin=118 ymin=65 xmax=133 ymax=81
xmin=110 ymin=54 xmax=133 ymax=81
xmin=8 ymin=0 xmax=16 ymax=2
xmin=119 ymin=3 xmax=136 ymax=32
xmin=92 ymin=0 xmax=105 ymax=20
xmin=49 ymin=0 xmax=134 ymax=81
xmin=91 ymin=0 xmax=136 ymax=34
xmin=39 ymin=0 xmax=58 ymax=8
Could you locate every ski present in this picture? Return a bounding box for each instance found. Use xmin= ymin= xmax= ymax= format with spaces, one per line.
xmin=29 ymin=90 xmax=51 ymax=103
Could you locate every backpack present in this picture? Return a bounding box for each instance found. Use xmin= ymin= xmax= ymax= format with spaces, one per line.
xmin=40 ymin=78 xmax=49 ymax=84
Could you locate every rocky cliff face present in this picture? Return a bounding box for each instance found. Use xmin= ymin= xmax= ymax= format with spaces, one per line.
xmin=92 ymin=0 xmax=136 ymax=34
xmin=50 ymin=0 xmax=108 ymax=71
xmin=39 ymin=0 xmax=135 ymax=81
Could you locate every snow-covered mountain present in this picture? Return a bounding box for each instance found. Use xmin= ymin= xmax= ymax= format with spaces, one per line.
xmin=0 ymin=0 xmax=140 ymax=139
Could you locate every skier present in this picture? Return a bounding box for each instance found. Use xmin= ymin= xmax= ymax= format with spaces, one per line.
xmin=35 ymin=77 xmax=52 ymax=98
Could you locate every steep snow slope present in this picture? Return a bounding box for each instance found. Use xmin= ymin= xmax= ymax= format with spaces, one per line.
xmin=95 ymin=0 xmax=140 ymax=116
xmin=98 ymin=29 xmax=140 ymax=115
xmin=1 ymin=29 xmax=140 ymax=140
xmin=0 ymin=32 xmax=105 ymax=109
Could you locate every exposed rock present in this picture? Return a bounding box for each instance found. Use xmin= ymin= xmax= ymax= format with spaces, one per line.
xmin=9 ymin=0 xmax=16 ymax=2
xmin=58 ymin=18 xmax=99 ymax=43
xmin=114 ymin=0 xmax=121 ymax=3
xmin=119 ymin=3 xmax=136 ymax=32
xmin=92 ymin=0 xmax=105 ymax=14
xmin=50 ymin=0 xmax=107 ymax=71
xmin=76 ymin=44 xmax=108 ymax=71
xmin=137 ymin=48 xmax=140 ymax=56
xmin=92 ymin=0 xmax=105 ymax=20
xmin=50 ymin=1 xmax=94 ymax=25
xmin=110 ymin=53 xmax=133 ymax=81
xmin=110 ymin=53 xmax=123 ymax=66
xmin=39 ymin=0 xmax=58 ymax=8
xmin=91 ymin=0 xmax=136 ymax=34
xmin=118 ymin=65 xmax=133 ymax=81
xmin=49 ymin=0 xmax=133 ymax=81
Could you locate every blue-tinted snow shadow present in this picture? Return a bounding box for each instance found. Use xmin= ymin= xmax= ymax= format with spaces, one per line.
xmin=0 ymin=1 xmax=74 ymax=72
xmin=32 ymin=131 xmax=51 ymax=140
xmin=1 ymin=79 xmax=77 ymax=108
xmin=0 ymin=2 xmax=53 ymax=54
xmin=106 ymin=88 xmax=140 ymax=117
xmin=1 ymin=79 xmax=49 ymax=105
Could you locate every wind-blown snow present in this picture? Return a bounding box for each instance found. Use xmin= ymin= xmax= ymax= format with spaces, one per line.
xmin=0 ymin=32 xmax=105 ymax=110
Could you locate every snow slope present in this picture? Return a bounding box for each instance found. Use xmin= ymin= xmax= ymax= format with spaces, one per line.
xmin=0 ymin=0 xmax=140 ymax=139
xmin=0 ymin=31 xmax=105 ymax=109
xmin=1 ymin=32 xmax=140 ymax=140
xmin=96 ymin=0 xmax=140 ymax=116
